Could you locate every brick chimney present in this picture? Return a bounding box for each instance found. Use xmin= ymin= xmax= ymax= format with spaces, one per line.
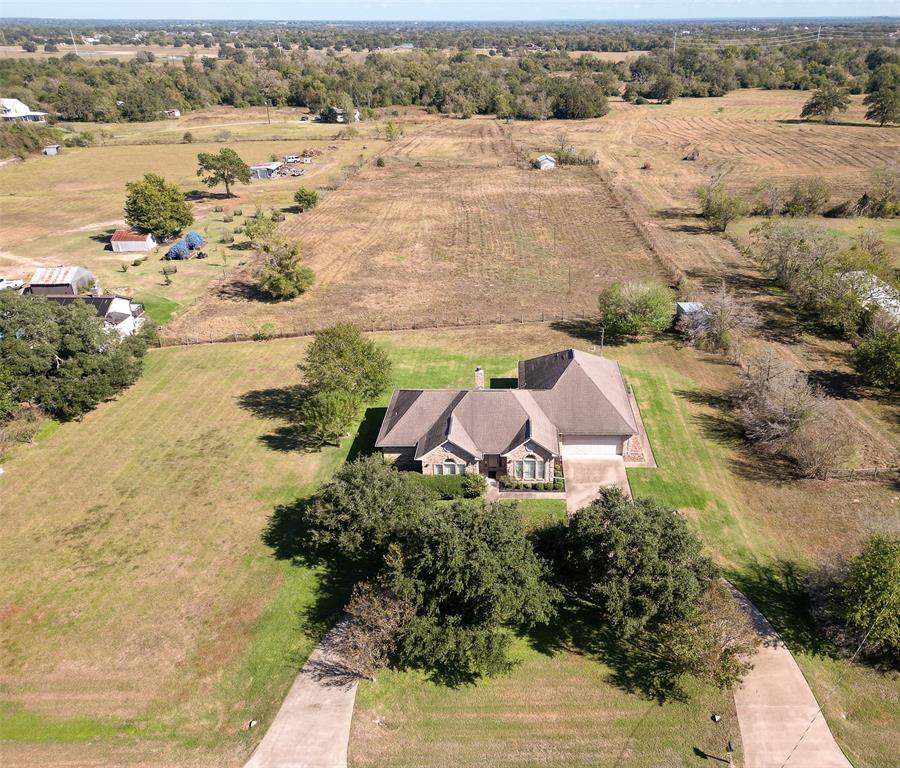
xmin=474 ymin=366 xmax=485 ymax=390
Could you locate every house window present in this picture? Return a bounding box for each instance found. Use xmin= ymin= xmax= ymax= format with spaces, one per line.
xmin=435 ymin=459 xmax=461 ymax=476
xmin=520 ymin=454 xmax=545 ymax=481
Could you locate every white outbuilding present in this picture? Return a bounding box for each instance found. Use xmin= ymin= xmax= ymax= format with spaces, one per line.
xmin=111 ymin=230 xmax=157 ymax=252
xmin=535 ymin=154 xmax=557 ymax=171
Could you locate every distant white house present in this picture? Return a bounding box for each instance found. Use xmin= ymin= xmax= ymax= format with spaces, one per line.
xmin=334 ymin=108 xmax=361 ymax=123
xmin=163 ymin=108 xmax=182 ymax=119
xmin=44 ymin=295 xmax=146 ymax=336
xmin=1 ymin=98 xmax=47 ymax=122
xmin=250 ymin=161 xmax=284 ymax=180
xmin=535 ymin=154 xmax=556 ymax=171
xmin=42 ymin=144 xmax=61 ymax=156
xmin=111 ymin=230 xmax=157 ymax=252
xmin=28 ymin=266 xmax=94 ymax=296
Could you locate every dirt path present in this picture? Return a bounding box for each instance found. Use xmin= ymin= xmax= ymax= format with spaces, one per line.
xmin=244 ymin=617 xmax=358 ymax=768
xmin=729 ymin=586 xmax=853 ymax=768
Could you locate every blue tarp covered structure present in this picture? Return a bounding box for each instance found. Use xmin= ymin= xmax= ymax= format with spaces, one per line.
xmin=185 ymin=231 xmax=204 ymax=249
xmin=165 ymin=240 xmax=189 ymax=260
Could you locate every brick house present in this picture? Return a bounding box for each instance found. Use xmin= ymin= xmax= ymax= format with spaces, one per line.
xmin=375 ymin=349 xmax=640 ymax=484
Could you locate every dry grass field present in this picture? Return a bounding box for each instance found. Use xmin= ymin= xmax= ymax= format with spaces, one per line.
xmin=1 ymin=89 xmax=899 ymax=766
xmin=166 ymin=118 xmax=666 ymax=341
xmin=0 ymin=108 xmax=394 ymax=320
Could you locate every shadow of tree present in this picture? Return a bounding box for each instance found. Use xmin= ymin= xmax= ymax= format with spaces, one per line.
xmin=238 ymin=384 xmax=323 ymax=452
xmin=728 ymin=558 xmax=837 ymax=660
xmin=347 ymin=407 xmax=385 ymax=462
xmin=550 ymin=319 xmax=628 ymax=347
xmin=673 ymin=388 xmax=798 ymax=483
xmin=524 ymin=601 xmax=693 ymax=703
xmin=262 ymin=497 xmax=359 ymax=643
xmin=654 ymin=207 xmax=710 ymax=234
xmin=185 ymin=189 xmax=233 ymax=202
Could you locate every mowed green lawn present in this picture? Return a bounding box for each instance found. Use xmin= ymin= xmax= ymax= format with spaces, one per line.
xmin=1 ymin=326 xmax=897 ymax=766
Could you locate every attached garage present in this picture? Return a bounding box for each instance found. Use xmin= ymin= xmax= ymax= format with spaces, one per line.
xmin=560 ymin=435 xmax=623 ymax=458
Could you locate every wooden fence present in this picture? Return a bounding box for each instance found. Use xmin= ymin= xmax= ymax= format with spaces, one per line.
xmin=820 ymin=467 xmax=899 ymax=483
xmin=157 ymin=308 xmax=600 ymax=348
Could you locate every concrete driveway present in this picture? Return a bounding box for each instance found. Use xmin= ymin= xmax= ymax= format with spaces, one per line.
xmin=563 ymin=456 xmax=630 ymax=514
xmin=244 ymin=617 xmax=358 ymax=768
xmin=729 ymin=586 xmax=853 ymax=768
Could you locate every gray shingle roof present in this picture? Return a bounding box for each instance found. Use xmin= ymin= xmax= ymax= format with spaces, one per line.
xmin=376 ymin=348 xmax=637 ymax=459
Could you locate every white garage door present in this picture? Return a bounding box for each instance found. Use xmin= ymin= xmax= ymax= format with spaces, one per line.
xmin=560 ymin=435 xmax=621 ymax=458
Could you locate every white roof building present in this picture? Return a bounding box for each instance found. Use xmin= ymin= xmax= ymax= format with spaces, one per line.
xmin=845 ymin=271 xmax=900 ymax=321
xmin=1 ymin=98 xmax=47 ymax=122
xmin=535 ymin=154 xmax=556 ymax=171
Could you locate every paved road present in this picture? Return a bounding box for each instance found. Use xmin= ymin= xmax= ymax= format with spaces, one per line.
xmin=563 ymin=456 xmax=631 ymax=513
xmin=244 ymin=618 xmax=358 ymax=768
xmin=730 ymin=587 xmax=853 ymax=768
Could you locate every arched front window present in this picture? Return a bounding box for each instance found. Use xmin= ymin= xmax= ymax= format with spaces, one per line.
xmin=515 ymin=453 xmax=545 ymax=480
xmin=434 ymin=458 xmax=462 ymax=476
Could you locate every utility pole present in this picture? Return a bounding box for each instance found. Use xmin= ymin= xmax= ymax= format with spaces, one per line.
xmin=816 ymin=26 xmax=822 ymax=43
xmin=600 ymin=327 xmax=605 ymax=356
xmin=70 ymin=29 xmax=79 ymax=56
xmin=672 ymin=30 xmax=677 ymax=54
xmin=265 ymin=99 xmax=271 ymax=124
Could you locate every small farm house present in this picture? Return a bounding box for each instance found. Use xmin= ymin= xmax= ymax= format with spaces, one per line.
xmin=1 ymin=98 xmax=47 ymax=122
xmin=42 ymin=144 xmax=61 ymax=156
xmin=535 ymin=154 xmax=556 ymax=171
xmin=45 ymin=295 xmax=146 ymax=336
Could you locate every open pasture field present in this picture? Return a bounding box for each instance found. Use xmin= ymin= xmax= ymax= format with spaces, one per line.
xmin=165 ymin=116 xmax=668 ymax=342
xmin=0 ymin=110 xmax=390 ymax=319
xmin=0 ymin=44 xmax=221 ymax=61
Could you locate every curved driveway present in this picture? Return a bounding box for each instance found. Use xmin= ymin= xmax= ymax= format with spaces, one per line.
xmin=730 ymin=587 xmax=853 ymax=768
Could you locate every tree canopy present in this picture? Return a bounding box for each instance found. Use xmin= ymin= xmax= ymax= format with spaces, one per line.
xmin=854 ymin=332 xmax=900 ymax=391
xmin=299 ymin=322 xmax=392 ymax=401
xmin=384 ymin=500 xmax=560 ymax=681
xmin=255 ymin=237 xmax=314 ymax=301
xmin=300 ymin=455 xmax=435 ymax=563
xmin=840 ymin=533 xmax=900 ymax=657
xmin=293 ymin=187 xmax=319 ymax=211
xmin=863 ymin=64 xmax=900 ymax=127
xmin=562 ymin=488 xmax=714 ymax=637
xmin=0 ymin=292 xmax=153 ymax=421
xmin=551 ymin=78 xmax=609 ymax=119
xmin=124 ymin=173 xmax=193 ymax=239
xmin=196 ymin=147 xmax=251 ymax=197
xmin=697 ymin=183 xmax=745 ymax=232
xmin=800 ymin=84 xmax=850 ymax=123
xmin=598 ymin=281 xmax=674 ymax=337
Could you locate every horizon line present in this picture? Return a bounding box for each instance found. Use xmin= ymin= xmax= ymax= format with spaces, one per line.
xmin=2 ymin=15 xmax=898 ymax=23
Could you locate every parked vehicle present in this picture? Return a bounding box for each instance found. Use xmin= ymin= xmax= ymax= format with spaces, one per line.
xmin=284 ymin=155 xmax=300 ymax=163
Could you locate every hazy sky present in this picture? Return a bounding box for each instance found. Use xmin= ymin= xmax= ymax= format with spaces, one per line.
xmin=2 ymin=0 xmax=898 ymax=21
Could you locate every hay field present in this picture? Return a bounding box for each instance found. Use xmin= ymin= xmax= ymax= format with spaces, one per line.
xmin=164 ymin=117 xmax=667 ymax=342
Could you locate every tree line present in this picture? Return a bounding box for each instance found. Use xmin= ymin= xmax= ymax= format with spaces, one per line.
xmin=1 ymin=33 xmax=896 ymax=126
